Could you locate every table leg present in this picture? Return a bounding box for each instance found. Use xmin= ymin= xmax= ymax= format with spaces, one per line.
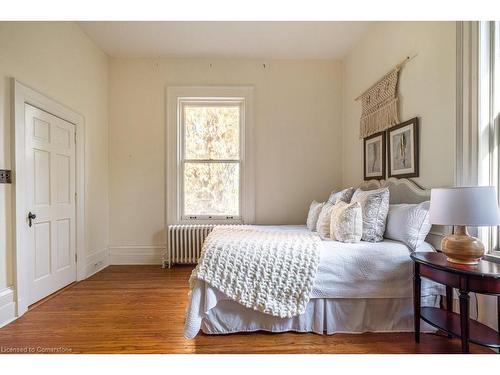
xmin=497 ymin=296 xmax=500 ymax=334
xmin=459 ymin=289 xmax=470 ymax=354
xmin=414 ymin=263 xmax=421 ymax=343
xmin=446 ymin=286 xmax=453 ymax=338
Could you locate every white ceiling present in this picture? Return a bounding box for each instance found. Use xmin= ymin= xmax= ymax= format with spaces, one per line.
xmin=78 ymin=22 xmax=372 ymax=59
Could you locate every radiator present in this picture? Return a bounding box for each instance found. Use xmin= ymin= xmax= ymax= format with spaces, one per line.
xmin=165 ymin=224 xmax=217 ymax=267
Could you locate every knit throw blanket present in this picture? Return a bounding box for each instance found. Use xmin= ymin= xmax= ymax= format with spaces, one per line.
xmin=190 ymin=226 xmax=321 ymax=318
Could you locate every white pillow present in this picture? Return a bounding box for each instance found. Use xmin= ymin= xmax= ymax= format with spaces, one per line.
xmin=316 ymin=201 xmax=335 ymax=239
xmin=384 ymin=201 xmax=432 ymax=251
xmin=328 ymin=187 xmax=355 ymax=204
xmin=306 ymin=200 xmax=325 ymax=231
xmin=330 ymin=201 xmax=363 ymax=243
xmin=351 ymin=187 xmax=390 ymax=242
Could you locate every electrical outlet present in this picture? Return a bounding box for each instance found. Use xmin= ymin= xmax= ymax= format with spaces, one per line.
xmin=0 ymin=170 xmax=12 ymax=184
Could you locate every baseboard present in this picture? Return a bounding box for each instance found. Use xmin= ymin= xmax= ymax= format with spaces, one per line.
xmin=0 ymin=287 xmax=16 ymax=328
xmin=86 ymin=248 xmax=110 ymax=277
xmin=108 ymin=245 xmax=165 ymax=265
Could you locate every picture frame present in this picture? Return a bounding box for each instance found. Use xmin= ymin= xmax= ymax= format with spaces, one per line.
xmin=387 ymin=117 xmax=419 ymax=178
xmin=363 ymin=131 xmax=386 ymax=180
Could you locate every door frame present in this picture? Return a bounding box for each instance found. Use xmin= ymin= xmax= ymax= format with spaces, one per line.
xmin=12 ymin=79 xmax=86 ymax=317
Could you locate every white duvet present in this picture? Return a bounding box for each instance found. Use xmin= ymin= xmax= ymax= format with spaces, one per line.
xmin=237 ymin=225 xmax=441 ymax=298
xmin=312 ymin=234 xmax=440 ymax=298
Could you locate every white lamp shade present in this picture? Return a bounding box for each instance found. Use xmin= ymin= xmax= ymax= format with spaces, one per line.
xmin=429 ymin=186 xmax=500 ymax=226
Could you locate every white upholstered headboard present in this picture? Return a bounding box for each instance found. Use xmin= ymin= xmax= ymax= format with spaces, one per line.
xmin=358 ymin=178 xmax=447 ymax=250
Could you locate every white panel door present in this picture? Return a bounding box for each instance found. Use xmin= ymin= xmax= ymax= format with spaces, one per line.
xmin=25 ymin=104 xmax=76 ymax=305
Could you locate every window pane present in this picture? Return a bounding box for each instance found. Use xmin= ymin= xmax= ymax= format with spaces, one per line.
xmin=184 ymin=106 xmax=239 ymax=160
xmin=184 ymin=162 xmax=239 ymax=216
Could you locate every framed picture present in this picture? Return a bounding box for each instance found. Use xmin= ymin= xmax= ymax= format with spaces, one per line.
xmin=387 ymin=117 xmax=419 ymax=178
xmin=363 ymin=131 xmax=386 ymax=180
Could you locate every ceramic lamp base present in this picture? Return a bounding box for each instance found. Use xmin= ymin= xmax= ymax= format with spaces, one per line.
xmin=441 ymin=226 xmax=484 ymax=265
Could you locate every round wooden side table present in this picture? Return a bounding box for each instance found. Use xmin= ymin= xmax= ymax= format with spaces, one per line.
xmin=411 ymin=252 xmax=500 ymax=353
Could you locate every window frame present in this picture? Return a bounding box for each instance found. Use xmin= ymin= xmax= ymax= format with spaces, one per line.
xmin=179 ymin=99 xmax=244 ymax=221
xmin=478 ymin=21 xmax=500 ymax=258
xmin=166 ymin=86 xmax=255 ymax=225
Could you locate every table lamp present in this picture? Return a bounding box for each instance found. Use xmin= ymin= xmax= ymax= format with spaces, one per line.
xmin=429 ymin=186 xmax=500 ymax=265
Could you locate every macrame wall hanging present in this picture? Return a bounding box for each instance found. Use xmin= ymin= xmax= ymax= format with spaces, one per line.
xmin=356 ymin=55 xmax=415 ymax=139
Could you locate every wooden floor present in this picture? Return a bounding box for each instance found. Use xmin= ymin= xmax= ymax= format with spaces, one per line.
xmin=0 ymin=266 xmax=493 ymax=354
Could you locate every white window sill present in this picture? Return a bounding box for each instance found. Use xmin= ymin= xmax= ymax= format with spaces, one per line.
xmin=175 ymin=219 xmax=244 ymax=226
xmin=483 ymin=253 xmax=500 ymax=264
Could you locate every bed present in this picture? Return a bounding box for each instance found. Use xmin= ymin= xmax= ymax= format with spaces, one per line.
xmin=184 ymin=178 xmax=446 ymax=339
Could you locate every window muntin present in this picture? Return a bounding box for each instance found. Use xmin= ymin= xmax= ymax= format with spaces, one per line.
xmin=179 ymin=100 xmax=243 ymax=220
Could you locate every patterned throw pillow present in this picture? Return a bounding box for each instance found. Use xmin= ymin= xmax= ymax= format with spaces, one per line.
xmin=330 ymin=201 xmax=363 ymax=243
xmin=328 ymin=187 xmax=355 ymax=204
xmin=306 ymin=200 xmax=325 ymax=231
xmin=315 ymin=201 xmax=335 ymax=239
xmin=384 ymin=201 xmax=432 ymax=250
xmin=351 ymin=187 xmax=390 ymax=242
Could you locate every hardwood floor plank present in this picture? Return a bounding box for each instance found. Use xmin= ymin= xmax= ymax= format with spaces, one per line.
xmin=0 ymin=265 xmax=493 ymax=354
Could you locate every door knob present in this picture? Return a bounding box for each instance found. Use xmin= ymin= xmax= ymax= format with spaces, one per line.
xmin=28 ymin=212 xmax=36 ymax=227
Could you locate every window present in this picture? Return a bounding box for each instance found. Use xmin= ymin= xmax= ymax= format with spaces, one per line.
xmin=180 ymin=101 xmax=242 ymax=220
xmin=167 ymin=87 xmax=254 ymax=224
xmin=478 ymin=21 xmax=500 ymax=256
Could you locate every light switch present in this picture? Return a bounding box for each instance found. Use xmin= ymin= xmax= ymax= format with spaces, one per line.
xmin=0 ymin=170 xmax=12 ymax=184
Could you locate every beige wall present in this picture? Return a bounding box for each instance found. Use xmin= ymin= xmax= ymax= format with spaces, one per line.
xmin=0 ymin=22 xmax=109 ymax=290
xmin=109 ymin=58 xmax=343 ymax=246
xmin=341 ymin=22 xmax=456 ymax=189
xmin=342 ymin=22 xmax=498 ymax=331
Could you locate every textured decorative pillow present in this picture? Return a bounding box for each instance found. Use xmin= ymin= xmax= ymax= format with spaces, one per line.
xmin=384 ymin=201 xmax=432 ymax=250
xmin=330 ymin=201 xmax=363 ymax=243
xmin=315 ymin=201 xmax=335 ymax=239
xmin=306 ymin=200 xmax=325 ymax=231
xmin=351 ymin=187 xmax=390 ymax=242
xmin=328 ymin=187 xmax=355 ymax=204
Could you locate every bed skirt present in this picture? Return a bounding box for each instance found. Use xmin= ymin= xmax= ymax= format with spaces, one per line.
xmin=184 ymin=281 xmax=440 ymax=338
xmin=199 ymin=296 xmax=439 ymax=336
